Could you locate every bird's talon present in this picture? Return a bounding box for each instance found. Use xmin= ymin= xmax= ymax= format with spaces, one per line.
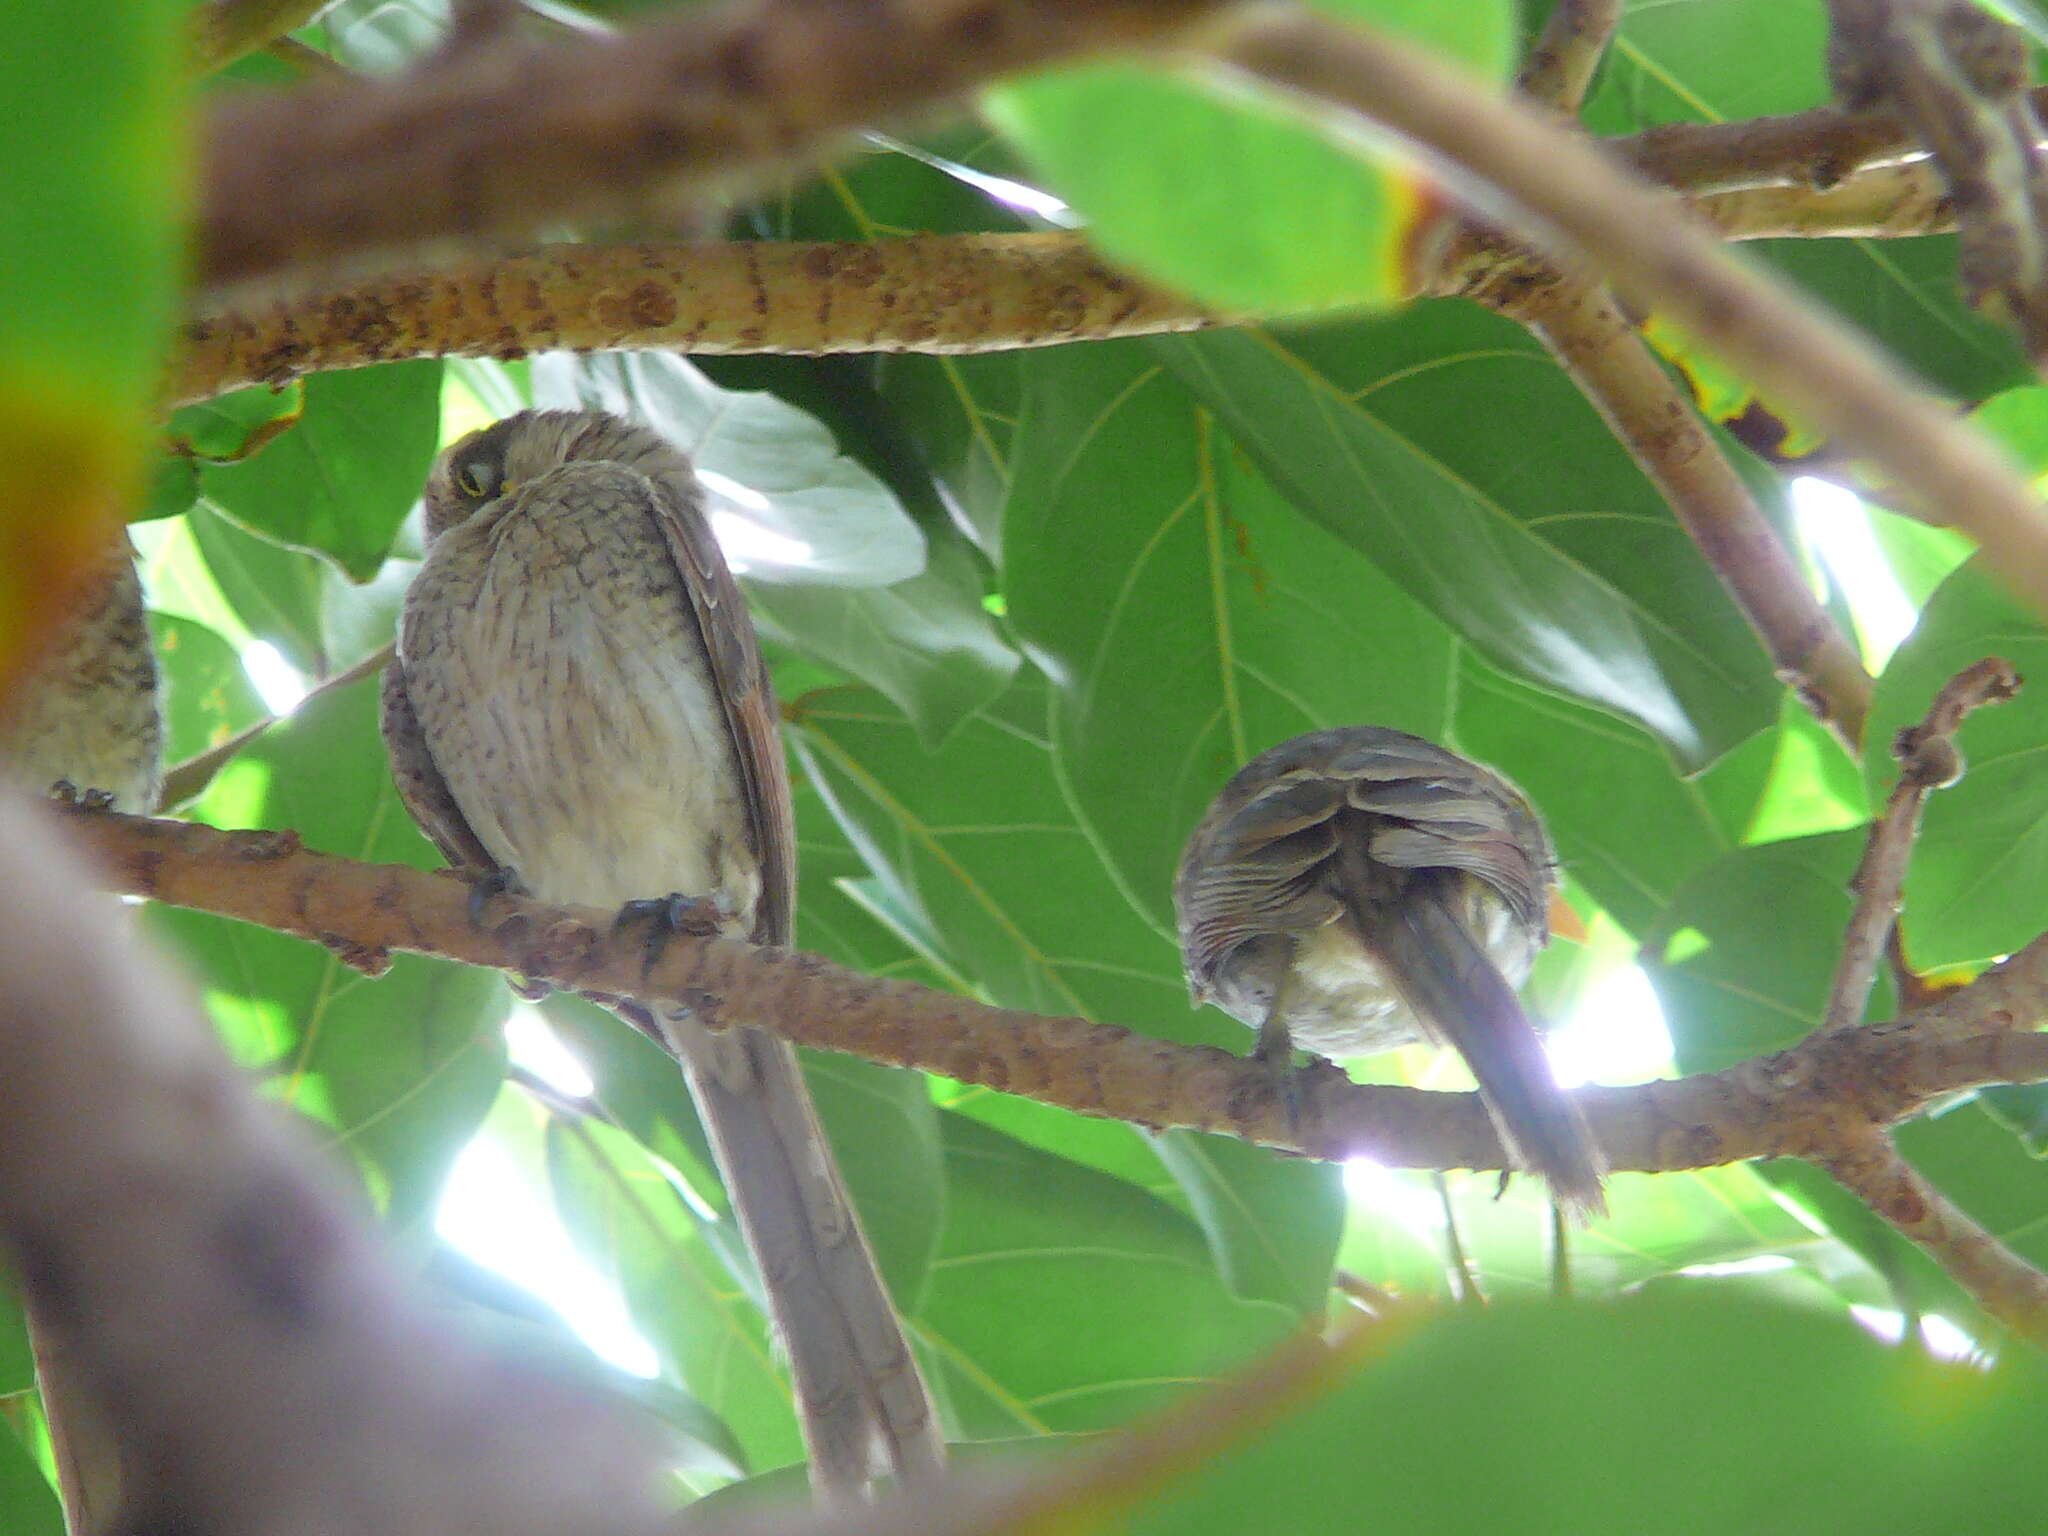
xmin=614 ymin=892 xmax=717 ymax=980
xmin=466 ymin=867 xmax=525 ymax=929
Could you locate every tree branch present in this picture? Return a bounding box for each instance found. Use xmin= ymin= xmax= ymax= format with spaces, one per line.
xmin=1825 ymin=0 xmax=2048 ymax=362
xmin=45 ymin=806 xmax=2048 ymax=1184
xmin=1489 ymin=272 xmax=1873 ymax=751
xmin=172 ymin=235 xmax=1220 ymax=404
xmin=1819 ymin=1126 xmax=2048 ymax=1345
xmin=1207 ymin=11 xmax=2048 ymax=623
xmin=1517 ymin=0 xmax=1622 ymax=116
xmin=1825 ymin=657 xmax=2021 ymax=1031
xmin=1694 ymin=159 xmax=1955 ymax=241
xmin=196 ymin=0 xmax=1223 ymax=292
xmin=0 ymin=798 xmax=673 ymax=1536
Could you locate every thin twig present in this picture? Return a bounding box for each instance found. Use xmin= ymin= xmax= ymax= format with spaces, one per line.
xmin=1825 ymin=657 xmax=2022 ymax=1031
xmin=1820 ymin=1126 xmax=2048 ymax=1345
xmin=1517 ymin=0 xmax=1623 ymax=116
xmin=44 ymin=807 xmax=2048 ymax=1180
xmin=155 ymin=644 xmax=393 ymax=811
xmin=1208 ymin=11 xmax=2048 ymax=622
xmin=1331 ymin=1270 xmax=1400 ymax=1315
xmin=1434 ymin=1174 xmax=1486 ymax=1304
xmin=1496 ymin=273 xmax=1872 ymax=751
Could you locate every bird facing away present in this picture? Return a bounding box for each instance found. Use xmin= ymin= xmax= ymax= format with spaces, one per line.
xmin=1175 ymin=726 xmax=1605 ymax=1219
xmin=381 ymin=408 xmax=942 ymax=1497
xmin=1 ymin=538 xmax=163 ymax=813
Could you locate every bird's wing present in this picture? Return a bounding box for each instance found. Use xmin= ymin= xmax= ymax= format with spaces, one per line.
xmin=646 ymin=474 xmax=796 ymax=948
xmin=379 ymin=657 xmax=500 ymax=875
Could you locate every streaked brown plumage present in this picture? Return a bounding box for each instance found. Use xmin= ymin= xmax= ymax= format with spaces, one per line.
xmin=2 ymin=540 xmax=163 ymax=813
xmin=381 ymin=408 xmax=941 ymax=1496
xmin=1175 ymin=727 xmax=1605 ymax=1219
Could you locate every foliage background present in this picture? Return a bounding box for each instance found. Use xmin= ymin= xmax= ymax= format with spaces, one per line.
xmin=11 ymin=0 xmax=2048 ymax=1527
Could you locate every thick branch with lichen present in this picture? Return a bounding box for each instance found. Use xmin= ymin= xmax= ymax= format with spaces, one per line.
xmin=49 ymin=805 xmax=2048 ymax=1182
xmin=177 ymin=109 xmax=1971 ymax=409
xmin=173 ymin=235 xmax=1220 ymax=404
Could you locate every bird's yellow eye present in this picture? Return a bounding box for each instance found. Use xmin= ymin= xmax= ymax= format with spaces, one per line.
xmin=454 ymin=459 xmax=498 ymax=500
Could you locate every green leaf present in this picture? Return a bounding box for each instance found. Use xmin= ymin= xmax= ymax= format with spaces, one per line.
xmin=1649 ymin=829 xmax=1875 ymax=1075
xmin=167 ymin=381 xmax=305 ymax=463
xmin=1124 ymin=1294 xmax=2048 ymax=1534
xmin=921 ymin=1115 xmax=1298 ymax=1441
xmin=0 ymin=1429 xmax=60 ymax=1536
xmin=187 ymin=505 xmax=330 ymax=674
xmin=1002 ymin=340 xmax=1456 ymax=928
xmin=0 ymin=1285 xmax=28 ymax=1396
xmin=1865 ymin=559 xmax=2048 ymax=966
xmin=201 ymin=362 xmax=444 ymax=582
xmin=0 ymin=0 xmax=182 ymax=514
xmin=547 ymin=1109 xmax=802 ymax=1478
xmin=1154 ymin=315 xmax=1778 ymax=769
xmin=1155 ymin=1130 xmax=1344 ymax=1318
xmin=541 ymin=990 xmax=945 ymax=1319
xmin=534 ymin=352 xmax=926 ymax=588
xmin=986 ymin=65 xmax=1424 ymax=316
xmin=149 ymin=613 xmax=268 ymax=767
xmin=152 ymin=675 xmax=506 ymax=1226
xmin=984 ymin=4 xmax=1511 ymax=314
xmin=1583 ymin=0 xmax=1828 ymax=131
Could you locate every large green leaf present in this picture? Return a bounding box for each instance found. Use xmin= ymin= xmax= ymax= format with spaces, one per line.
xmin=984 ymin=3 xmax=1511 ymax=314
xmin=150 ymin=676 xmax=507 ymax=1228
xmin=1002 ymin=340 xmax=1457 ymax=930
xmin=1124 ymin=1294 xmax=2048 ymax=1533
xmin=149 ymin=613 xmax=268 ymax=768
xmin=185 ymin=505 xmax=331 ymax=675
xmin=1155 ymin=315 xmax=1778 ymax=768
xmin=920 ymin=1115 xmax=1299 ymax=1441
xmin=1865 ymin=558 xmax=2048 ymax=967
xmin=0 ymin=1429 xmax=59 ymax=1536
xmin=0 ymin=0 xmax=181 ymax=553
xmin=547 ymin=1109 xmax=802 ymax=1479
xmin=201 ymin=362 xmax=444 ymax=582
xmin=1583 ymin=0 xmax=1828 ymax=131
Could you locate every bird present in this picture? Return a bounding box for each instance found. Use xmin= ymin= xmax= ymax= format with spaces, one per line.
xmin=1174 ymin=726 xmax=1605 ymax=1219
xmin=1 ymin=538 xmax=163 ymax=813
xmin=380 ymin=407 xmax=942 ymax=1497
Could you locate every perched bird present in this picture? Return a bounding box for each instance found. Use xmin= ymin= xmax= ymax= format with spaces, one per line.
xmin=1175 ymin=726 xmax=1605 ymax=1219
xmin=381 ymin=409 xmax=941 ymax=1496
xmin=1 ymin=539 xmax=163 ymax=812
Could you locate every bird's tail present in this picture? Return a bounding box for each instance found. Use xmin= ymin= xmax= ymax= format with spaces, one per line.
xmin=627 ymin=1004 xmax=944 ymax=1498
xmin=1358 ymin=884 xmax=1607 ymax=1221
